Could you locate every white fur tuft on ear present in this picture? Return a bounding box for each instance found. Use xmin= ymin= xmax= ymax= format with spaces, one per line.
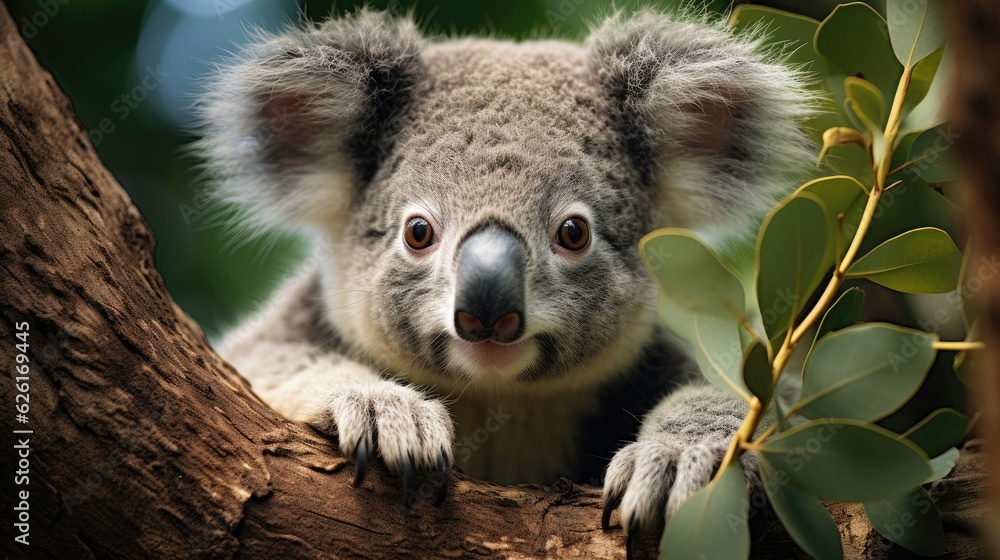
xmin=194 ymin=9 xmax=425 ymax=232
xmin=587 ymin=9 xmax=816 ymax=236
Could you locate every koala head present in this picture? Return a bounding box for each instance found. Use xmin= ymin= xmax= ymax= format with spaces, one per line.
xmin=198 ymin=10 xmax=811 ymax=394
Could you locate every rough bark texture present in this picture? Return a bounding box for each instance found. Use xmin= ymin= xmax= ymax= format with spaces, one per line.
xmin=947 ymin=0 xmax=1000 ymax=548
xmin=0 ymin=3 xmax=989 ymax=559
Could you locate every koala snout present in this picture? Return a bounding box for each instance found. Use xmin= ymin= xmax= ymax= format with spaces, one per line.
xmin=453 ymin=225 xmax=526 ymax=343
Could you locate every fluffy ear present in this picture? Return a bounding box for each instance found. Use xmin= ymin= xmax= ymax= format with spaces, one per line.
xmin=587 ymin=10 xmax=814 ymax=234
xmin=196 ymin=10 xmax=424 ymax=228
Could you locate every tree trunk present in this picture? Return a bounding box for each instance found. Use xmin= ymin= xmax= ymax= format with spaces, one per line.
xmin=947 ymin=0 xmax=1000 ymax=548
xmin=0 ymin=3 xmax=988 ymax=559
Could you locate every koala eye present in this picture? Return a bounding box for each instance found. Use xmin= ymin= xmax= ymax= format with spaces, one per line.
xmin=556 ymin=217 xmax=590 ymax=251
xmin=404 ymin=216 xmax=434 ymax=250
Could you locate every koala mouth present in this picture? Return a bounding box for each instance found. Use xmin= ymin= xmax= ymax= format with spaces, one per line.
xmin=444 ymin=223 xmax=540 ymax=379
xmin=450 ymin=337 xmax=538 ymax=378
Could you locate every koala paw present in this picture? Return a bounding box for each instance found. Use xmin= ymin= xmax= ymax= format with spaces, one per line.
xmin=325 ymin=382 xmax=455 ymax=509
xmin=602 ymin=434 xmax=761 ymax=558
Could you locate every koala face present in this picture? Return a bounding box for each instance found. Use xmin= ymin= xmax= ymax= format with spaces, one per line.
xmin=198 ymin=10 xmax=811 ymax=394
xmin=339 ymin=41 xmax=657 ymax=391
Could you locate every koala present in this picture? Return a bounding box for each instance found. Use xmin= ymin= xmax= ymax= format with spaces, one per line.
xmin=198 ymin=7 xmax=811 ymax=556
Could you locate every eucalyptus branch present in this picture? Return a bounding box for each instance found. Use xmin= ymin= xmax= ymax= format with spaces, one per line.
xmin=716 ymin=65 xmax=917 ymax=476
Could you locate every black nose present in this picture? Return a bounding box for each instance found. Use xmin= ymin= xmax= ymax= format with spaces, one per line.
xmin=453 ymin=224 xmax=526 ymax=343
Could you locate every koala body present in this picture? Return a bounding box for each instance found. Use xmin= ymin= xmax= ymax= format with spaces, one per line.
xmin=201 ymin=8 xmax=811 ymax=550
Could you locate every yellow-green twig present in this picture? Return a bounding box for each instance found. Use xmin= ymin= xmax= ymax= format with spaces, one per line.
xmin=933 ymin=341 xmax=986 ymax=351
xmin=715 ymin=65 xmax=916 ymax=477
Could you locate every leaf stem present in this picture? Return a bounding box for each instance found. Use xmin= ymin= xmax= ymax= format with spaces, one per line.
xmin=715 ymin=65 xmax=916 ymax=478
xmin=933 ymin=341 xmax=985 ymax=351
xmin=883 ymin=179 xmax=905 ymax=192
xmin=751 ymin=423 xmax=778 ymax=447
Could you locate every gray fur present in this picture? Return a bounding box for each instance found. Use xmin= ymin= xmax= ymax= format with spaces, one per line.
xmin=588 ymin=11 xmax=814 ymax=232
xmin=604 ymin=383 xmax=756 ymax=534
xmin=202 ymin=7 xmax=812 ymax=538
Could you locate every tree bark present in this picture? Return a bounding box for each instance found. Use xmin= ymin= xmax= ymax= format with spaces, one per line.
xmin=947 ymin=0 xmax=1000 ymax=549
xmin=0 ymin=3 xmax=988 ymax=559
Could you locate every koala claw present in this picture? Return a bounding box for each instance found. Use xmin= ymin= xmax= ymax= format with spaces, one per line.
xmin=400 ymin=449 xmax=451 ymax=511
xmin=401 ymin=453 xmax=419 ymax=510
xmin=601 ymin=487 xmax=622 ymax=531
xmin=327 ymin=383 xmax=455 ymax=508
xmin=351 ymin=437 xmax=371 ymax=487
xmin=626 ymin=518 xmax=643 ymax=560
xmin=433 ymin=450 xmax=450 ymax=507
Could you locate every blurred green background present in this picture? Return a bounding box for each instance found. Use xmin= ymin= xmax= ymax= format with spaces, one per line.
xmin=5 ymin=0 xmax=887 ymax=341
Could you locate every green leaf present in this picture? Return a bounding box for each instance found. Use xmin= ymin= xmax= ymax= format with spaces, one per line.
xmin=798 ymin=175 xmax=869 ymax=211
xmin=864 ymin=488 xmax=946 ymax=556
xmin=761 ymin=459 xmax=843 ymax=560
xmin=904 ymin=123 xmax=959 ymax=183
xmin=756 ymin=195 xmax=830 ymax=347
xmin=899 ymin=46 xmax=951 ymax=137
xmin=926 ymin=447 xmax=960 ymax=483
xmin=743 ymin=342 xmax=773 ymax=406
xmin=845 ymin=77 xmax=887 ymax=132
xmin=859 ymin=175 xmax=960 ymax=255
xmin=904 ymin=45 xmax=945 ymax=115
xmin=817 ymin=288 xmax=865 ymax=340
xmin=847 ymin=227 xmax=962 ymax=293
xmin=797 ymin=324 xmax=937 ymax=421
xmin=804 ymin=288 xmax=866 ymax=375
xmin=659 ymin=461 xmax=750 ymax=560
xmin=730 ymin=6 xmax=825 ymax=71
xmin=844 ymin=77 xmax=889 ymax=163
xmin=816 ymin=3 xmax=903 ymax=112
xmin=758 ymin=419 xmax=931 ymax=503
xmin=795 ymin=175 xmax=868 ymax=209
xmin=890 ymin=129 xmax=919 ymax=174
xmin=642 ymin=230 xmax=751 ymax=400
xmin=797 ymin=175 xmax=868 ymax=261
xmin=902 ymin=408 xmax=969 ymax=457
xmin=887 ymin=0 xmax=947 ymax=68
xmin=656 ymin=298 xmax=750 ymax=401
